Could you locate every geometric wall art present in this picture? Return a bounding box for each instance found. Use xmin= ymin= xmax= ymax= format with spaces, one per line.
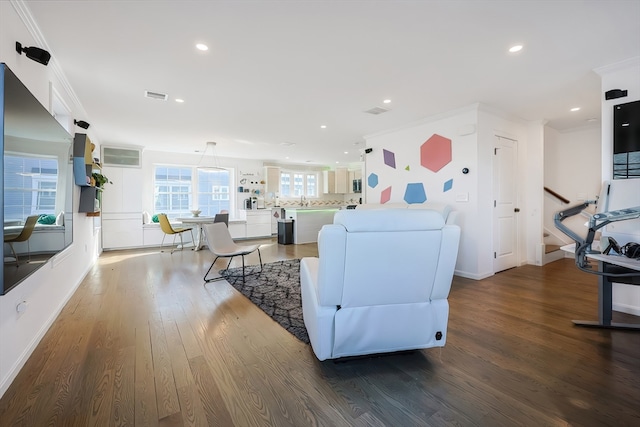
xmin=403 ymin=182 xmax=427 ymax=204
xmin=383 ymin=149 xmax=396 ymax=169
xmin=368 ymin=173 xmax=379 ymax=188
xmin=380 ymin=186 xmax=392 ymax=204
xmin=443 ymin=178 xmax=453 ymax=192
xmin=420 ymin=134 xmax=452 ymax=172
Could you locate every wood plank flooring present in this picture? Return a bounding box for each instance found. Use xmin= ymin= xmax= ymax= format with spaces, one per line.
xmin=1 ymin=238 xmax=639 ymax=426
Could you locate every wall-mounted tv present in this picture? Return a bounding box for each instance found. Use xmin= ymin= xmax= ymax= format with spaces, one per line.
xmin=613 ymin=99 xmax=640 ymax=179
xmin=2 ymin=63 xmax=73 ymax=294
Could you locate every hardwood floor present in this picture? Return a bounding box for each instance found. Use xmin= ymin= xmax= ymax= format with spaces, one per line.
xmin=1 ymin=238 xmax=639 ymax=426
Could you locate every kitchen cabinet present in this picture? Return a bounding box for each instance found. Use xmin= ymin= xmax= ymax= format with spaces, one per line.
xmin=100 ymin=166 xmax=143 ymax=213
xmin=102 ymin=213 xmax=143 ymax=249
xmin=335 ymin=167 xmax=349 ymax=193
xmin=322 ymin=170 xmax=335 ymax=194
xmin=265 ymin=166 xmax=280 ymax=194
xmin=245 ymin=210 xmax=272 ymax=238
xmin=323 ymin=168 xmax=349 ymax=194
xmin=100 ymin=165 xmax=144 ymax=249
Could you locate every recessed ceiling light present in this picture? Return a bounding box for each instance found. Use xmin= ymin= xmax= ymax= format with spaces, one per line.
xmin=383 ymin=99 xmax=391 ymax=104
xmin=175 ymin=98 xmax=185 ymax=103
xmin=509 ymin=45 xmax=523 ymax=53
xmin=344 ymin=151 xmax=349 ymax=154
xmin=336 ymin=161 xmax=340 ymax=164
xmin=196 ymin=43 xmax=209 ymax=51
xmin=320 ymin=125 xmax=327 ymax=129
xmin=570 ymin=107 xmax=581 ymax=112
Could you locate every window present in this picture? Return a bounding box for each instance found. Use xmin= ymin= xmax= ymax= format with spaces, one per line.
xmin=280 ymin=170 xmax=318 ymax=198
xmin=197 ymin=169 xmax=231 ymax=216
xmin=153 ymin=165 xmax=232 ymax=219
xmin=3 ymin=155 xmax=58 ymax=221
xmin=154 ymin=166 xmax=192 ymax=219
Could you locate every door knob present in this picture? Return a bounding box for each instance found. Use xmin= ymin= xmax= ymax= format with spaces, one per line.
xmin=514 ymin=208 xmax=520 ymax=212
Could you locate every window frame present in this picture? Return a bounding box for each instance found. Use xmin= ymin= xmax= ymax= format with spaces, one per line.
xmin=279 ymin=169 xmax=319 ymax=198
xmin=153 ymin=164 xmax=234 ymax=219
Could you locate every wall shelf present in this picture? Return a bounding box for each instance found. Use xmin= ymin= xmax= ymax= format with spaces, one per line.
xmin=73 ymin=133 xmax=101 ymax=214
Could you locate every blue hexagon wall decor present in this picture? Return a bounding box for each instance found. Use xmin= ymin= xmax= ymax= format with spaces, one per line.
xmin=368 ymin=173 xmax=379 ymax=188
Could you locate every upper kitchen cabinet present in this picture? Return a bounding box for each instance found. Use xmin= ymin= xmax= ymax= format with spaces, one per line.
xmin=323 ymin=167 xmax=349 ymax=194
xmin=335 ymin=167 xmax=349 ymax=194
xmin=265 ymin=166 xmax=280 ymax=194
xmin=322 ymin=170 xmax=335 ymax=194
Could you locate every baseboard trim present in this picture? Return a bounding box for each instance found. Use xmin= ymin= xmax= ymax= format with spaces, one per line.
xmin=613 ymin=303 xmax=640 ymax=317
xmin=454 ymin=269 xmax=493 ymax=280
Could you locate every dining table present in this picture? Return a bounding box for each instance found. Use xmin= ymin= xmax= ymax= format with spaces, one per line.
xmin=176 ymin=216 xmax=216 ymax=250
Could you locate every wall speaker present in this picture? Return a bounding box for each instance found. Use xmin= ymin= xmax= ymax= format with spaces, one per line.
xmin=605 ymin=89 xmax=628 ymax=100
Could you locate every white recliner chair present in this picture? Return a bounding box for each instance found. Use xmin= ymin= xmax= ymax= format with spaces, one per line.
xmin=300 ymin=209 xmax=460 ymax=361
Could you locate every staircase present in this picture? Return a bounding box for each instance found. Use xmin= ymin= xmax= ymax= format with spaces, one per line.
xmin=543 ymin=232 xmax=567 ymax=264
xmin=543 ymin=187 xmax=574 ymax=265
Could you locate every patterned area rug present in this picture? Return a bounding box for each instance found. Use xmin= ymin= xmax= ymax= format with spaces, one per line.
xmin=220 ymin=259 xmax=309 ymax=344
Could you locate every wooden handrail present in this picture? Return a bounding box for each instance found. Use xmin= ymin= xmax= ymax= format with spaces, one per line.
xmin=544 ymin=187 xmax=570 ymax=204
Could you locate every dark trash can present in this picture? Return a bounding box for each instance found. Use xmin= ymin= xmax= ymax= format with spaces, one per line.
xmin=277 ymin=219 xmax=294 ymax=245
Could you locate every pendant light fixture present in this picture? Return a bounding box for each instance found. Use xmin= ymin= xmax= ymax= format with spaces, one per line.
xmin=197 ymin=141 xmax=224 ymax=171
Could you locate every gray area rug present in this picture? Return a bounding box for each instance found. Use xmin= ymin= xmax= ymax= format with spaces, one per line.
xmin=220 ymin=259 xmax=309 ymax=344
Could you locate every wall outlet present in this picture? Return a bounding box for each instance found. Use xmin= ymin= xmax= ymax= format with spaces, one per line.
xmin=456 ymin=193 xmax=469 ymax=202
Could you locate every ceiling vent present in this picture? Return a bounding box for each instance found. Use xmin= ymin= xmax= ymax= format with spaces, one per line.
xmin=144 ymin=90 xmax=168 ymax=101
xmin=364 ymin=106 xmax=390 ymax=115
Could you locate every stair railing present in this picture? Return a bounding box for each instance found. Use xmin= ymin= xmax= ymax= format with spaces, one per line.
xmin=544 ymin=187 xmax=570 ymax=204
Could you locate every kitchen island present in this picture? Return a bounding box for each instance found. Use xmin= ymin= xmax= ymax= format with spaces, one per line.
xmin=282 ymin=207 xmax=340 ymax=244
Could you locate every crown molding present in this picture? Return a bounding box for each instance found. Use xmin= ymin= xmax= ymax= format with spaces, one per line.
xmin=11 ymin=0 xmax=87 ymax=117
xmin=364 ymin=103 xmax=480 ymax=140
xmin=594 ymin=56 xmax=640 ymax=76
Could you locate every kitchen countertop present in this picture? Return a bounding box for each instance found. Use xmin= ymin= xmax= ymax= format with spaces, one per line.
xmin=281 ymin=206 xmax=341 ymax=211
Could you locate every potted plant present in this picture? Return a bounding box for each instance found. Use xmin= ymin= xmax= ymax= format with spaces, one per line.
xmin=91 ymin=172 xmax=112 ymax=188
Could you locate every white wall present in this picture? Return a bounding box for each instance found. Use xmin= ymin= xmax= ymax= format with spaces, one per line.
xmin=364 ymin=104 xmax=534 ymax=279
xmin=0 ymin=1 xmax=100 ymax=398
xmin=543 ymin=125 xmax=602 ymax=245
xmin=596 ymin=56 xmax=640 ymax=316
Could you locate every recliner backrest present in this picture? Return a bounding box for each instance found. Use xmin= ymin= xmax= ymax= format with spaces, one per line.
xmin=316 ymin=209 xmax=460 ymax=309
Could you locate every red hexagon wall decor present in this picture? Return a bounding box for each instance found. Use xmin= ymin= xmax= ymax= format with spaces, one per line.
xmin=420 ymin=134 xmax=452 ymax=172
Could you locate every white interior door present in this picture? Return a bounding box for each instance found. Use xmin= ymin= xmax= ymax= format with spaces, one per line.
xmin=493 ymin=136 xmax=518 ymax=273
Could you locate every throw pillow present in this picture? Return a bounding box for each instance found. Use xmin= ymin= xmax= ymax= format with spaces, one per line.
xmin=37 ymin=214 xmax=57 ymax=224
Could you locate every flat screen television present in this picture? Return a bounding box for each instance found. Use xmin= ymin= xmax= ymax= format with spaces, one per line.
xmin=2 ymin=63 xmax=74 ymax=294
xmin=613 ymin=99 xmax=640 ymax=179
